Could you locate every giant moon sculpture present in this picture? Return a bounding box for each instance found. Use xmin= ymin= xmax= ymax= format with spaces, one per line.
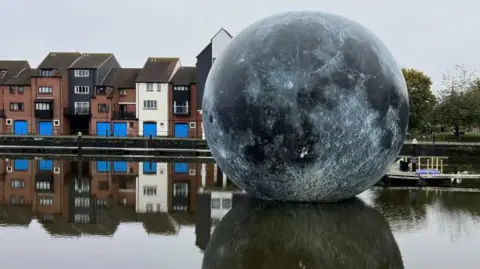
xmin=202 ymin=11 xmax=409 ymax=202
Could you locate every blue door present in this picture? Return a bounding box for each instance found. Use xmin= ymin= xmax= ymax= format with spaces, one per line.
xmin=113 ymin=161 xmax=127 ymax=172
xmin=38 ymin=121 xmax=53 ymax=136
xmin=97 ymin=161 xmax=111 ymax=172
xmin=39 ymin=160 xmax=53 ymax=170
xmin=13 ymin=120 xmax=28 ymax=135
xmin=14 ymin=159 xmax=28 ymax=171
xmin=143 ymin=162 xmax=157 ymax=173
xmin=174 ymin=163 xmax=188 ymax=173
xmin=174 ymin=123 xmax=189 ymax=138
xmin=143 ymin=122 xmax=157 ymax=137
xmin=113 ymin=122 xmax=127 ymax=137
xmin=96 ymin=122 xmax=110 ymax=136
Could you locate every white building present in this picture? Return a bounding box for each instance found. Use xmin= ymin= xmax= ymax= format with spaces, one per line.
xmin=136 ymin=57 xmax=181 ymax=137
xmin=136 ymin=162 xmax=169 ymax=213
xmin=196 ymin=28 xmax=233 ymax=140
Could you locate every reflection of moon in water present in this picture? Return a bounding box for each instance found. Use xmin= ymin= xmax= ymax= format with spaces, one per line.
xmin=202 ymin=198 xmax=404 ymax=269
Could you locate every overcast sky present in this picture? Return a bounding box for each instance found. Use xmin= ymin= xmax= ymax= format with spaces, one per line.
xmin=1 ymin=0 xmax=478 ymax=89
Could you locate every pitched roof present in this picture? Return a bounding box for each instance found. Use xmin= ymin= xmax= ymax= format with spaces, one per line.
xmin=171 ymin=66 xmax=196 ymax=85
xmin=0 ymin=60 xmax=30 ymax=85
xmin=37 ymin=52 xmax=82 ymax=70
xmin=136 ymin=57 xmax=179 ymax=83
xmin=4 ymin=68 xmax=36 ymax=86
xmin=101 ymin=68 xmax=141 ymax=88
xmin=70 ymin=53 xmax=114 ymax=69
xmin=139 ymin=213 xmax=179 ymax=235
xmin=211 ymin=27 xmax=233 ymax=40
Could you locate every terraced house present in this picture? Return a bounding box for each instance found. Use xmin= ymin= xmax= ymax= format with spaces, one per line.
xmin=0 ymin=60 xmax=31 ymax=134
xmin=64 ymin=53 xmax=121 ymax=134
xmin=32 ymin=52 xmax=81 ymax=136
xmin=136 ymin=57 xmax=180 ymax=137
xmin=91 ymin=68 xmax=140 ymax=136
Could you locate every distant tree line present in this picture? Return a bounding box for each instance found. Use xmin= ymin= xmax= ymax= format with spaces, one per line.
xmin=402 ymin=65 xmax=480 ymax=137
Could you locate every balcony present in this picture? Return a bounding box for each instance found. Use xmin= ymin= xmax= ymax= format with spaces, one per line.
xmin=112 ymin=111 xmax=136 ymax=120
xmin=35 ymin=109 xmax=53 ymax=118
xmin=0 ymin=109 xmax=5 ymax=118
xmin=35 ymin=173 xmax=54 ymax=193
xmin=64 ymin=106 xmax=91 ymax=116
xmin=173 ymin=105 xmax=189 ymax=116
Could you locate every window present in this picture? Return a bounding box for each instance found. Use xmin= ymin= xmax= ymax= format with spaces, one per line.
xmin=9 ymin=86 xmax=15 ymax=93
xmin=146 ymin=83 xmax=153 ymax=91
xmin=10 ymin=102 xmax=24 ymax=111
xmin=18 ymin=87 xmax=24 ymax=94
xmin=173 ymin=183 xmax=188 ymax=197
xmin=96 ymin=199 xmax=108 ymax=208
xmin=156 ymin=83 xmax=161 ymax=91
xmin=98 ymin=104 xmax=109 ymax=112
xmin=39 ymin=197 xmax=53 ymax=206
xmin=211 ymin=198 xmax=221 ymax=209
xmin=143 ymin=186 xmax=157 ymax=196
xmin=146 ymin=203 xmax=153 ymax=212
xmin=74 ymin=214 xmax=90 ymax=223
xmin=74 ymin=86 xmax=89 ymax=94
xmin=40 ymin=214 xmax=53 ymax=222
xmin=38 ymin=86 xmax=52 ymax=94
xmin=40 ymin=70 xmax=53 ymax=77
xmin=36 ymin=102 xmax=51 ymax=110
xmin=143 ymin=162 xmax=157 ymax=174
xmin=74 ymin=102 xmax=89 ymax=114
xmin=189 ymin=122 xmax=196 ymax=128
xmin=174 ymin=86 xmax=189 ymax=91
xmin=222 ymin=198 xmax=232 ymax=209
xmin=119 ymin=89 xmax=126 ymax=96
xmin=74 ymin=70 xmax=89 ymax=77
xmin=143 ymin=100 xmax=157 ymax=109
xmin=10 ymin=179 xmax=24 ymax=189
xmin=98 ymin=181 xmax=109 ymax=190
xmin=10 ymin=196 xmax=25 ymax=205
xmin=156 ymin=203 xmax=161 ymax=212
xmin=36 ymin=181 xmax=51 ymax=190
xmin=173 ymin=101 xmax=189 ymax=114
xmin=75 ymin=197 xmax=90 ymax=207
xmin=0 ymin=70 xmax=7 ymax=78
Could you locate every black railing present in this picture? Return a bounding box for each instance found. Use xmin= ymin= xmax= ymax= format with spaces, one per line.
xmin=111 ymin=111 xmax=136 ymax=120
xmin=35 ymin=109 xmax=53 ymax=118
xmin=173 ymin=105 xmax=189 ymax=115
xmin=64 ymin=106 xmax=90 ymax=116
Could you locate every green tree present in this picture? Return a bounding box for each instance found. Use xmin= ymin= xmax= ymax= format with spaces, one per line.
xmin=401 ymin=68 xmax=435 ymax=130
xmin=437 ymin=65 xmax=480 ymax=130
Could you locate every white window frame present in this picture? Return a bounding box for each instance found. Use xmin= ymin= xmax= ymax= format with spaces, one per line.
xmin=143 ymin=185 xmax=157 ymax=196
xmin=35 ymin=102 xmax=51 ymax=110
xmin=143 ymin=100 xmax=157 ymax=110
xmin=146 ymin=83 xmax=153 ymax=91
xmin=38 ymin=86 xmax=53 ymax=94
xmin=74 ymin=86 xmax=89 ymax=94
xmin=74 ymin=70 xmax=89 ymax=77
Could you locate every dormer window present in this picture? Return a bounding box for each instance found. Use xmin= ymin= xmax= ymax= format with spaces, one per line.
xmin=174 ymin=86 xmax=189 ymax=91
xmin=0 ymin=69 xmax=7 ymax=78
xmin=40 ymin=69 xmax=53 ymax=77
xmin=74 ymin=70 xmax=89 ymax=77
xmin=96 ymin=87 xmax=106 ymax=95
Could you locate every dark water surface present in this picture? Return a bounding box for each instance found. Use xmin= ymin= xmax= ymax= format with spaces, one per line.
xmin=0 ymin=159 xmax=479 ymax=268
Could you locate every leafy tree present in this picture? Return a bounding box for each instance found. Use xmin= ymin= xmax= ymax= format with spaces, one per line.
xmin=401 ymin=68 xmax=435 ymax=130
xmin=437 ymin=65 xmax=480 ymax=131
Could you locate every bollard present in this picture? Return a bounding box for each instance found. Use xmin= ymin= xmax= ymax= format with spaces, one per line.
xmin=77 ymin=132 xmax=82 ymax=157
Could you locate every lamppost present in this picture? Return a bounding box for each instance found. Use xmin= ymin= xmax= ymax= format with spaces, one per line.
xmin=412 ymin=138 xmax=418 ymax=172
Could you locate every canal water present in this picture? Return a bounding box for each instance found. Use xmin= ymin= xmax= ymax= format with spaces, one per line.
xmin=0 ymin=159 xmax=479 ymax=268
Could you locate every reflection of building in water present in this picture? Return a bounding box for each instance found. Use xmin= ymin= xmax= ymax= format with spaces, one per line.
xmin=195 ymin=190 xmax=247 ymax=251
xmin=136 ymin=161 xmax=169 ymax=213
